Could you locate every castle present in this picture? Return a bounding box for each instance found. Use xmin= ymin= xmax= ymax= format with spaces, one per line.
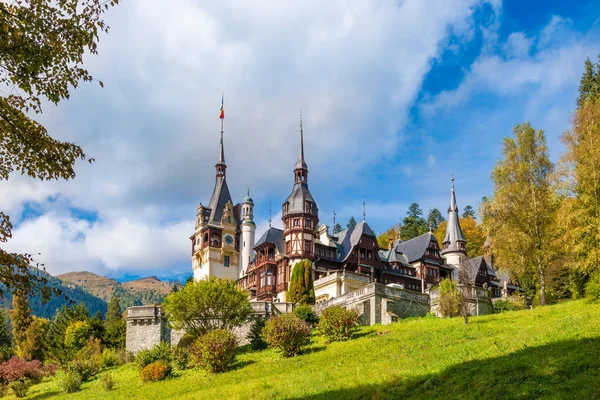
xmin=190 ymin=114 xmax=521 ymax=304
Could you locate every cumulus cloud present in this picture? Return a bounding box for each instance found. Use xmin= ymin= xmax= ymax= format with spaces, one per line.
xmin=2 ymin=0 xmax=508 ymax=277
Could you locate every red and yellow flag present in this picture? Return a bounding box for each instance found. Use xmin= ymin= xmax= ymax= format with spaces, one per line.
xmin=219 ymin=94 xmax=224 ymax=119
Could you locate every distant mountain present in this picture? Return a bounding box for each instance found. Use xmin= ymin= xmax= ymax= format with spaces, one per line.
xmin=0 ymin=269 xmax=107 ymax=319
xmin=58 ymin=271 xmax=175 ymax=310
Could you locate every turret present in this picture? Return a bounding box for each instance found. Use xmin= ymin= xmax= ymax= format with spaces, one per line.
xmin=240 ymin=189 xmax=256 ymax=277
xmin=441 ymin=175 xmax=467 ymax=269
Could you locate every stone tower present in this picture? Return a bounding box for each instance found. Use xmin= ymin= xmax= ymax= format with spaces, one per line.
xmin=441 ymin=175 xmax=467 ymax=277
xmin=282 ymin=112 xmax=319 ymax=266
xmin=191 ymin=119 xmax=240 ymax=281
xmin=240 ymin=189 xmax=256 ymax=278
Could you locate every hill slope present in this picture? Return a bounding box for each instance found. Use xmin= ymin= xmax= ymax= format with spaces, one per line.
xmin=24 ymin=300 xmax=600 ymax=399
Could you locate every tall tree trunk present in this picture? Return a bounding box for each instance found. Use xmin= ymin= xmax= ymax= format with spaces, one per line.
xmin=537 ymin=254 xmax=546 ymax=306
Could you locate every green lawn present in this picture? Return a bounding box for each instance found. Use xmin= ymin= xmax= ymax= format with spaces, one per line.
xmin=19 ymin=300 xmax=600 ymax=399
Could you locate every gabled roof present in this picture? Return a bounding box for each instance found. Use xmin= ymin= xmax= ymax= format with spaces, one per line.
xmin=378 ymin=242 xmax=410 ymax=266
xmin=394 ymin=232 xmax=438 ymax=263
xmin=332 ymin=221 xmax=377 ymax=262
xmin=207 ymin=176 xmax=233 ymax=224
xmin=464 ymin=256 xmax=485 ymax=282
xmin=254 ymin=227 xmax=284 ymax=255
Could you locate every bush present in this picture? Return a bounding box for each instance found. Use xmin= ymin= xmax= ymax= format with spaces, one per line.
xmin=43 ymin=363 xmax=59 ymax=377
xmin=176 ymin=333 xmax=195 ymax=350
xmin=246 ymin=318 xmax=267 ymax=351
xmin=293 ymin=305 xmax=319 ymax=326
xmin=64 ymin=320 xmax=92 ymax=351
xmin=287 ymin=259 xmax=315 ymax=305
xmin=0 ymin=356 xmax=44 ymax=385
xmin=135 ymin=342 xmax=172 ymax=371
xmin=70 ymin=337 xmax=102 ymax=382
xmin=438 ymin=279 xmax=461 ymax=317
xmin=190 ymin=330 xmax=237 ymax=373
xmin=317 ymin=306 xmax=359 ymax=342
xmin=493 ymin=295 xmax=527 ymax=313
xmin=101 ymin=348 xmax=118 ymax=368
xmin=56 ymin=370 xmax=82 ymax=393
xmin=585 ymin=273 xmax=600 ymax=302
xmin=172 ymin=347 xmax=189 ymax=370
xmin=139 ymin=360 xmax=171 ymax=382
xmin=10 ymin=379 xmax=31 ymax=398
xmin=99 ymin=373 xmax=115 ymax=391
xmin=262 ymin=314 xmax=311 ymax=357
xmin=116 ymin=348 xmax=134 ymax=365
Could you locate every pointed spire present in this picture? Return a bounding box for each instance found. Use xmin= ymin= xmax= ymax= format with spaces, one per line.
xmin=442 ymin=174 xmax=466 ymax=254
xmin=268 ymin=201 xmax=272 ymax=228
xmin=215 ymin=96 xmax=227 ymax=178
xmin=362 ymin=195 xmax=366 ymax=222
xmin=333 ymin=209 xmax=336 ymax=232
xmin=294 ymin=108 xmax=308 ymax=173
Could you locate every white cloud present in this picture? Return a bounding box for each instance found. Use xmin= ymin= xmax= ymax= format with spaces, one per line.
xmin=1 ymin=0 xmax=499 ymax=276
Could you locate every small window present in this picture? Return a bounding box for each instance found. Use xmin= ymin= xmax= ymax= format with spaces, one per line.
xmin=224 ymin=255 xmax=230 ymax=267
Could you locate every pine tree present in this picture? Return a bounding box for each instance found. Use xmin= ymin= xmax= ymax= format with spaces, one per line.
xmin=287 ymin=259 xmax=315 ymax=305
xmin=333 ymin=223 xmax=343 ymax=234
xmin=105 ymin=295 xmax=126 ymax=349
xmin=347 ymin=217 xmax=357 ymax=228
xmin=577 ymin=58 xmax=596 ymax=107
xmin=462 ymin=205 xmax=476 ymax=219
xmin=402 ymin=203 xmax=427 ymax=240
xmin=9 ymin=293 xmax=32 ymax=352
xmin=0 ymin=309 xmax=12 ymax=361
xmin=427 ymin=208 xmax=445 ymax=230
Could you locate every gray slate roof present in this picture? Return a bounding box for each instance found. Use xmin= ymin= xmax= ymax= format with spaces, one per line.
xmin=207 ymin=176 xmax=233 ymax=224
xmin=378 ymin=241 xmax=410 ymax=266
xmin=464 ymin=256 xmax=484 ymax=282
xmin=394 ymin=232 xmax=438 ymax=263
xmin=283 ymin=182 xmax=317 ymax=216
xmin=442 ymin=178 xmax=466 ymax=253
xmin=254 ymin=227 xmax=284 ymax=255
xmin=332 ymin=221 xmax=376 ymax=262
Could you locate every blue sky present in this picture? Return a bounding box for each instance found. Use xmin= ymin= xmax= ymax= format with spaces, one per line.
xmin=2 ymin=0 xmax=599 ymax=282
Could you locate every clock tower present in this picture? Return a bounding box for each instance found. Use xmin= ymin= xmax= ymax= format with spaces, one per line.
xmin=191 ymin=117 xmax=240 ymax=281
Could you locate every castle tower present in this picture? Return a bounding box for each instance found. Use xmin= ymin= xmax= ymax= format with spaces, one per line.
xmin=240 ymin=189 xmax=256 ymax=278
xmin=282 ymin=112 xmax=319 ymax=265
xmin=441 ymin=174 xmax=467 ymax=274
xmin=191 ymin=111 xmax=240 ymax=282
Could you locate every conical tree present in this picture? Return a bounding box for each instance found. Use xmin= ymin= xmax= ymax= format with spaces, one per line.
xmin=105 ymin=295 xmax=126 ymax=349
xmin=0 ymin=309 xmax=12 ymax=360
xmin=9 ymin=293 xmax=32 ymax=353
xmin=287 ymin=259 xmax=315 ymax=305
xmin=578 ymin=57 xmax=596 ymax=107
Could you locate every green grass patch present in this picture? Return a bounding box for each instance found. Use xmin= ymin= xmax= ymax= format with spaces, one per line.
xmin=15 ymin=300 xmax=600 ymax=399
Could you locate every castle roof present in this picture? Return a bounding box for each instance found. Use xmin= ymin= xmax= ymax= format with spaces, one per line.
xmin=254 ymin=227 xmax=284 ymax=254
xmin=207 ymin=176 xmax=233 ymax=224
xmin=333 ymin=221 xmax=376 ymax=262
xmin=394 ymin=232 xmax=439 ymax=263
xmin=284 ymin=182 xmax=317 ymax=215
xmin=442 ymin=176 xmax=466 ymax=254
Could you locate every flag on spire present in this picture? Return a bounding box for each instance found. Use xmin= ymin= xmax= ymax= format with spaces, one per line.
xmin=219 ymin=94 xmax=224 ymax=119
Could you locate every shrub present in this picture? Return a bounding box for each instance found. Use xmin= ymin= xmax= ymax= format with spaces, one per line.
xmin=43 ymin=363 xmax=59 ymax=377
xmin=262 ymin=314 xmax=311 ymax=357
xmin=139 ymin=360 xmax=171 ymax=382
xmin=293 ymin=304 xmax=319 ymax=326
xmin=101 ymin=348 xmax=118 ymax=368
xmin=585 ymin=273 xmax=600 ymax=302
xmin=493 ymin=295 xmax=527 ymax=313
xmin=56 ymin=370 xmax=82 ymax=393
xmin=10 ymin=379 xmax=31 ymax=398
xmin=0 ymin=356 xmax=44 ymax=385
xmin=172 ymin=347 xmax=189 ymax=370
xmin=287 ymin=259 xmax=315 ymax=304
xmin=438 ymin=279 xmax=461 ymax=317
xmin=246 ymin=318 xmax=268 ymax=351
xmin=190 ymin=330 xmax=237 ymax=373
xmin=135 ymin=342 xmax=172 ymax=371
xmin=99 ymin=373 xmax=115 ymax=391
xmin=70 ymin=337 xmax=102 ymax=382
xmin=176 ymin=333 xmax=196 ymax=349
xmin=318 ymin=306 xmax=359 ymax=342
xmin=116 ymin=348 xmax=134 ymax=365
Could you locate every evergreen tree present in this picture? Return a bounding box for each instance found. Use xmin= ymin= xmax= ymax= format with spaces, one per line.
xmin=287 ymin=259 xmax=315 ymax=305
xmin=0 ymin=309 xmax=12 ymax=361
xmin=347 ymin=217 xmax=357 ymax=228
xmin=401 ymin=203 xmax=427 ymax=240
xmin=462 ymin=205 xmax=476 ymax=219
xmin=482 ymin=123 xmax=559 ymax=306
xmin=105 ymin=295 xmax=126 ymax=349
xmin=333 ymin=223 xmax=343 ymax=234
xmin=578 ymin=57 xmax=597 ymax=107
xmin=9 ymin=293 xmax=32 ymax=353
xmin=18 ymin=316 xmax=48 ymax=361
xmin=45 ymin=303 xmax=90 ymax=365
xmin=426 ymin=208 xmax=445 ymax=230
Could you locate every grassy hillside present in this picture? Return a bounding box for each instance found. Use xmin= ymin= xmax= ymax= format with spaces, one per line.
xmin=122 ymin=276 xmax=175 ymax=295
xmin=19 ymin=300 xmax=600 ymax=399
xmin=58 ymin=271 xmax=121 ymax=300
